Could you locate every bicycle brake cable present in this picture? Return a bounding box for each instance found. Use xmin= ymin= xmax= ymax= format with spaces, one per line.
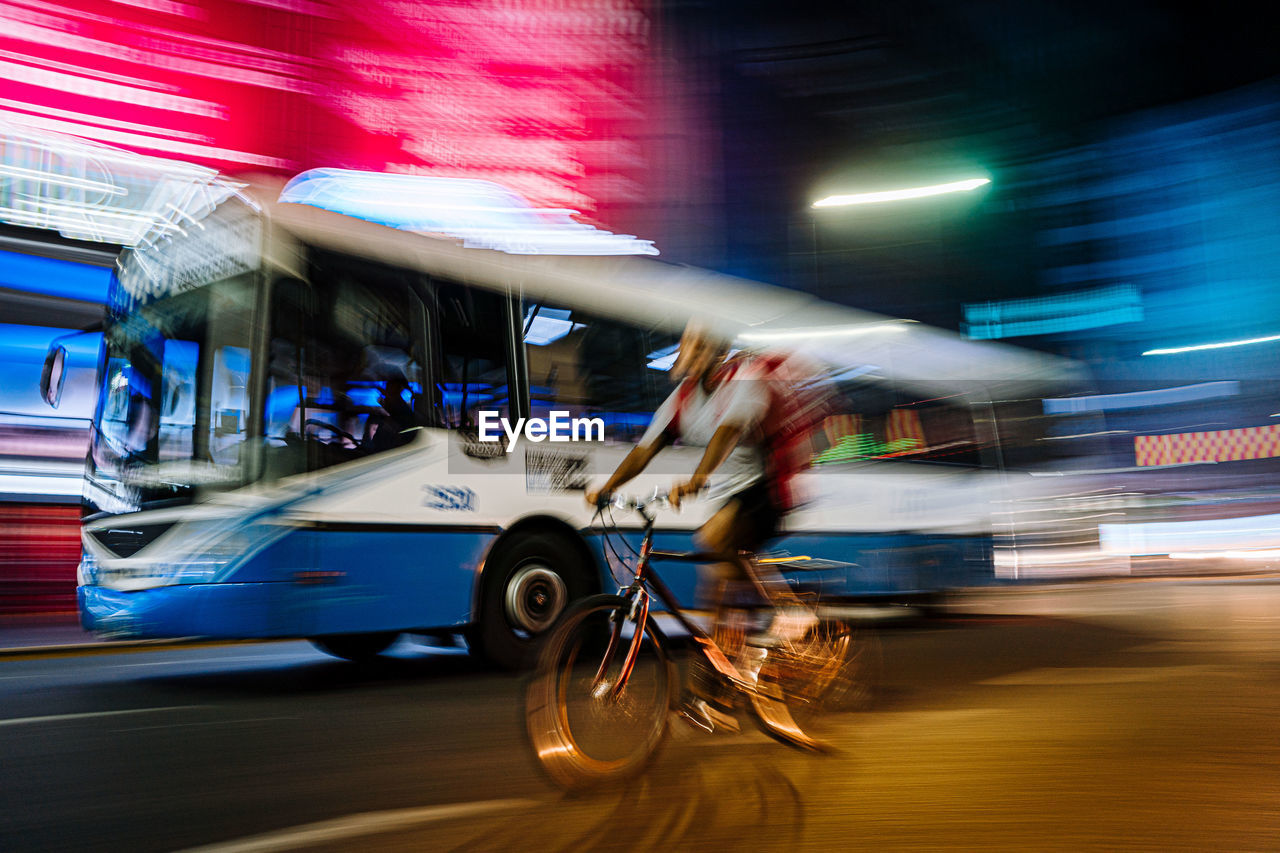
xmin=607 ymin=504 xmax=643 ymax=560
xmin=600 ymin=506 xmax=632 ymax=587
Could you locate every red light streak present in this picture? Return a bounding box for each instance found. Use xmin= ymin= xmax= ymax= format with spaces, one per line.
xmin=0 ymin=0 xmax=652 ymax=218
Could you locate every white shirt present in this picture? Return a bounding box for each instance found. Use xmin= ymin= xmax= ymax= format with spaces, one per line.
xmin=640 ymin=372 xmax=769 ymax=498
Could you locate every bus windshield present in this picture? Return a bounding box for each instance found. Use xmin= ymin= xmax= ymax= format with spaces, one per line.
xmin=88 ymin=274 xmax=256 ymax=514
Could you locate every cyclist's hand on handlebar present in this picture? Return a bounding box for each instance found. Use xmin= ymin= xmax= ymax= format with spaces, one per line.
xmin=668 ymin=476 xmax=706 ymax=509
xmin=585 ymin=488 xmax=611 ymax=509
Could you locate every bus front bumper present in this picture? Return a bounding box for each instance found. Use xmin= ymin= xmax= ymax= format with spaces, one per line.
xmin=78 ymin=583 xmax=285 ymax=640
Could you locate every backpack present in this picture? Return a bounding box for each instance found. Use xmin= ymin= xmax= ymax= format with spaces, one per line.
xmin=670 ymin=350 xmax=834 ymax=512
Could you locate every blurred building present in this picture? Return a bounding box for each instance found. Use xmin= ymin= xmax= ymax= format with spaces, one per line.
xmin=0 ymin=228 xmax=113 ymax=615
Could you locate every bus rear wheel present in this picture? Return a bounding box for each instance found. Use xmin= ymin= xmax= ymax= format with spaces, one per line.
xmin=472 ymin=532 xmax=590 ymax=670
xmin=310 ymin=632 xmax=399 ymax=661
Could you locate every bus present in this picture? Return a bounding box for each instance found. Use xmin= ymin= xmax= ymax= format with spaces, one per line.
xmin=55 ymin=171 xmax=1074 ymax=667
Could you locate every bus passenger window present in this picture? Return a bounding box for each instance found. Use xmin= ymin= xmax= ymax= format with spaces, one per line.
xmin=437 ymin=284 xmax=512 ymax=430
xmin=209 ymin=346 xmax=250 ymax=466
xmin=523 ymin=301 xmax=676 ymax=443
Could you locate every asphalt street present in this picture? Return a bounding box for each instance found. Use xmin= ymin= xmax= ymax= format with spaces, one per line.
xmin=2 ymin=580 xmax=1278 ymax=852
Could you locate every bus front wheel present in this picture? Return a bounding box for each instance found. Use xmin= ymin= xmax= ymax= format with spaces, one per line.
xmin=472 ymin=532 xmax=590 ymax=670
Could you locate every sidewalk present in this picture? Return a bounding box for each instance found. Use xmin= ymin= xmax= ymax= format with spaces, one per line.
xmin=0 ymin=613 xmax=198 ymax=657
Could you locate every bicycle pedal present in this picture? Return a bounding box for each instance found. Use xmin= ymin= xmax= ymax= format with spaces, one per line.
xmin=678 ymin=698 xmax=739 ymax=734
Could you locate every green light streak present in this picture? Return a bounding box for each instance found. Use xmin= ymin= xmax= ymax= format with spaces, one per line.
xmin=813 ymin=433 xmax=921 ymax=464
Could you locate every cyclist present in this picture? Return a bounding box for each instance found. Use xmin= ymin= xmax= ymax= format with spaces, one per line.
xmin=585 ymin=320 xmax=808 ymax=729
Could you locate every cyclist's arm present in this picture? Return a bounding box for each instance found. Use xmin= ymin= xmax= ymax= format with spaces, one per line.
xmin=588 ymin=434 xmax=671 ymax=504
xmin=671 ymin=422 xmax=744 ymax=505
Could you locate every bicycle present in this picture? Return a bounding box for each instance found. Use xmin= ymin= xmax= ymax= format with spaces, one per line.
xmin=524 ymin=493 xmax=880 ymax=790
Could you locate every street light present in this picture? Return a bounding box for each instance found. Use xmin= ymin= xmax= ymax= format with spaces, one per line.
xmin=812 ymin=177 xmax=990 ymax=209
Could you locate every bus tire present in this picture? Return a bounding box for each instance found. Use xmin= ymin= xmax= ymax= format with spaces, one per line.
xmin=310 ymin=632 xmax=399 ymax=661
xmin=473 ymin=532 xmax=590 ymax=670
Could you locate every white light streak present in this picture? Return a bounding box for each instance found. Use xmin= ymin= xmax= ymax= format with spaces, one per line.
xmin=0 ymin=14 xmax=311 ymax=93
xmin=1168 ymin=550 xmax=1280 ymax=561
xmin=0 ymin=208 xmax=141 ymax=242
xmin=0 ymin=47 xmax=182 ymax=94
xmin=0 ymin=163 xmax=124 ymax=194
xmin=0 ymin=109 xmax=292 ymax=170
xmin=0 ymin=97 xmax=212 ymax=143
xmin=0 ymin=59 xmax=224 ymax=118
xmin=0 ymin=473 xmax=83 ymax=496
xmin=992 ymin=548 xmax=1130 ymax=570
xmin=1101 ymin=513 xmax=1280 ymax=556
xmin=11 ymin=200 xmax=183 ymax=232
xmin=1143 ymin=334 xmax=1280 ymax=356
xmin=737 ymin=323 xmax=912 ymax=343
xmin=1039 ymin=430 xmax=1131 ymax=441
xmin=813 ymin=178 xmax=990 ymax=208
xmin=0 ymin=116 xmax=242 ymax=245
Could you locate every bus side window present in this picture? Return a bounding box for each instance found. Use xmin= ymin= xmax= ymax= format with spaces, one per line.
xmin=436 ymin=283 xmax=512 ymax=430
xmin=522 ymin=301 xmax=674 ymax=443
xmin=886 ymin=390 xmax=982 ymax=467
xmin=813 ymin=378 xmax=892 ymax=466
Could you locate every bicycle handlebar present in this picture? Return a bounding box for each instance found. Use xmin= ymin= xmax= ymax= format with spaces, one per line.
xmin=597 ymin=492 xmax=674 ymax=513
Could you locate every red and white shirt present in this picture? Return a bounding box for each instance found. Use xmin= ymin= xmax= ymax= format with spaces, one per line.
xmin=640 ymin=365 xmax=769 ymax=499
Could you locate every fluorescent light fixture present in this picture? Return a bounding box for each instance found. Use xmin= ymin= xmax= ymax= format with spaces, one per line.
xmin=813 ymin=178 xmax=989 ymax=209
xmin=646 ymin=343 xmax=680 ymax=371
xmin=1143 ymin=333 xmax=1280 ymax=356
xmin=523 ymin=308 xmax=584 ymax=346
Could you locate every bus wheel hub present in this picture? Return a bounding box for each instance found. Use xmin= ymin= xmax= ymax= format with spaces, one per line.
xmin=505 ymin=564 xmax=567 ymax=634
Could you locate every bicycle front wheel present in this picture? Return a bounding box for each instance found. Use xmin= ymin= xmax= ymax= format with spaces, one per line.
xmin=525 ymin=594 xmax=674 ymax=790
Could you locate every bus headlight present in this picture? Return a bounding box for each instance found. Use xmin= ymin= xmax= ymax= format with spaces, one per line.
xmin=77 ymin=550 xmax=98 ymax=586
xmin=161 ymin=519 xmax=289 ymax=585
xmin=96 ymin=518 xmax=290 ymax=590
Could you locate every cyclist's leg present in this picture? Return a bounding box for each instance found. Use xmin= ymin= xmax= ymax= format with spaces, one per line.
xmin=680 ymin=501 xmax=749 ymax=729
xmin=692 ymin=499 xmax=745 ymax=607
xmin=719 ymin=485 xmax=817 ymax=645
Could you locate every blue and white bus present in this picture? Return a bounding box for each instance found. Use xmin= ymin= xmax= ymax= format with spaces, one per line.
xmin=61 ymin=171 xmax=1074 ymax=666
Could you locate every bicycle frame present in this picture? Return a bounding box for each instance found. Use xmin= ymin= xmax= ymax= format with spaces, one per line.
xmin=591 ymin=501 xmax=761 ymax=702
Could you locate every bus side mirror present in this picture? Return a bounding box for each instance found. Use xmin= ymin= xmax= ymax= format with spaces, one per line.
xmin=41 ymin=344 xmax=68 ymax=409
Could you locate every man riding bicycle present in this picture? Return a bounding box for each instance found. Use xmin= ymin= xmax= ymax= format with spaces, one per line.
xmin=585 ymin=320 xmax=817 ymax=729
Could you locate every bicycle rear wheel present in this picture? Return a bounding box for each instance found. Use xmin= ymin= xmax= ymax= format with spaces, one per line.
xmin=820 ymin=619 xmax=882 ymax=713
xmin=525 ymin=594 xmax=674 ymax=790
xmin=748 ymin=617 xmax=876 ymax=749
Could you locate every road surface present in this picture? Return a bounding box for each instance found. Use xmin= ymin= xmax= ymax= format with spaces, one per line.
xmin=2 ymin=579 xmax=1278 ymax=851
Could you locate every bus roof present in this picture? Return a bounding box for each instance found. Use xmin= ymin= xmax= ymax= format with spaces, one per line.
xmin=253 ymin=184 xmax=1078 ymax=398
